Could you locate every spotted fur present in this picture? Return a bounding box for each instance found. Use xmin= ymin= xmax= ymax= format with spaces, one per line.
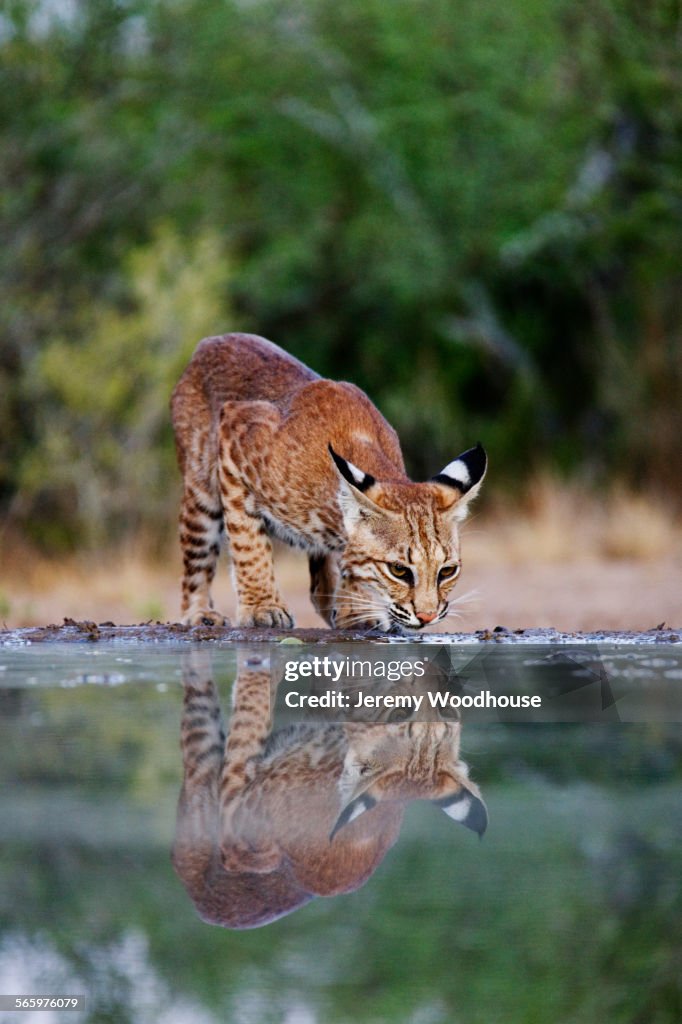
xmin=171 ymin=652 xmax=486 ymax=929
xmin=171 ymin=333 xmax=486 ymax=630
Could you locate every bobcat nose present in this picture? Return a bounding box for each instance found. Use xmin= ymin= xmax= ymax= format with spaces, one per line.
xmin=416 ymin=611 xmax=438 ymax=624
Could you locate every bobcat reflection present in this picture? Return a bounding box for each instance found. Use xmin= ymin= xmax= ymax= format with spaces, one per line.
xmin=172 ymin=652 xmax=486 ymax=930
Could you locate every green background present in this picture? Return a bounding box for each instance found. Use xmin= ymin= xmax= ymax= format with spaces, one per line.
xmin=2 ymin=0 xmax=681 ymax=551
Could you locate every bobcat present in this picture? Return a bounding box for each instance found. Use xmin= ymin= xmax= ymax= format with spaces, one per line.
xmin=171 ymin=652 xmax=487 ymax=930
xmin=171 ymin=333 xmax=486 ymax=630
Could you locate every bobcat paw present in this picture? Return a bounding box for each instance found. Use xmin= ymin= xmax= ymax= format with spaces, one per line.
xmin=239 ymin=604 xmax=295 ymax=629
xmin=184 ymin=609 xmax=231 ymax=628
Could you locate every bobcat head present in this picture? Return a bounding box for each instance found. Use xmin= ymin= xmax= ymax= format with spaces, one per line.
xmin=331 ymin=720 xmax=487 ymax=840
xmin=329 ymin=443 xmax=487 ymax=632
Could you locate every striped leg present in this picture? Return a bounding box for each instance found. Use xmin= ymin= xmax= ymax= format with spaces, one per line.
xmin=218 ymin=402 xmax=294 ymax=629
xmin=220 ymin=656 xmax=282 ymax=872
xmin=179 ymin=484 xmax=229 ymax=627
xmin=172 ymin=651 xmax=225 ymax=873
xmin=178 ymin=651 xmax=225 ymax=789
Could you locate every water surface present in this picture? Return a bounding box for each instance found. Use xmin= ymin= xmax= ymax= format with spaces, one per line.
xmin=1 ymin=641 xmax=681 ymax=1024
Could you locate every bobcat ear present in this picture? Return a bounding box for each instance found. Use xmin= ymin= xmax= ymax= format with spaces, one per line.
xmin=433 ymin=786 xmax=488 ymax=837
xmin=432 ymin=442 xmax=487 ymax=496
xmin=329 ymin=792 xmax=377 ymax=843
xmin=431 ymin=443 xmax=487 ymax=520
xmin=329 ymin=444 xmax=385 ymax=533
xmin=328 ymin=444 xmax=376 ymax=493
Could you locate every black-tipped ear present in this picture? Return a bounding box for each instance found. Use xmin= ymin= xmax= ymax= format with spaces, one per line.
xmin=431 ymin=442 xmax=487 ymax=494
xmin=434 ymin=789 xmax=488 ymax=837
xmin=329 ymin=793 xmax=377 ymax=842
xmin=328 ymin=444 xmax=376 ymax=493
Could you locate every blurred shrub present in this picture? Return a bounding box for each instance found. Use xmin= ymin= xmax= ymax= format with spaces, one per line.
xmin=0 ymin=0 xmax=680 ymax=549
xmin=16 ymin=225 xmax=231 ymax=548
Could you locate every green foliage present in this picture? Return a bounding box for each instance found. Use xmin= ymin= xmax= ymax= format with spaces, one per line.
xmin=1 ymin=0 xmax=680 ymax=548
xmin=18 ymin=225 xmax=232 ymax=547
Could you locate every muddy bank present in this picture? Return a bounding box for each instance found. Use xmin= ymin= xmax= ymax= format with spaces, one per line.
xmin=0 ymin=618 xmax=679 ymax=645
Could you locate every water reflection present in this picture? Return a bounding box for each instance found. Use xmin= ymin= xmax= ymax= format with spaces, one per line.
xmin=172 ymin=652 xmax=486 ymax=929
xmin=2 ymin=643 xmax=681 ymax=1020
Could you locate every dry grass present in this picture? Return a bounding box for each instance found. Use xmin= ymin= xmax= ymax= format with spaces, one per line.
xmin=1 ymin=483 xmax=680 ymax=631
xmin=464 ymin=477 xmax=681 ymax=565
xmin=0 ymin=539 xmax=180 ymax=628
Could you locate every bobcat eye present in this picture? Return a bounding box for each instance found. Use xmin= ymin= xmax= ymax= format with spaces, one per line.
xmin=439 ymin=564 xmax=460 ymax=581
xmin=387 ymin=562 xmax=413 ymax=583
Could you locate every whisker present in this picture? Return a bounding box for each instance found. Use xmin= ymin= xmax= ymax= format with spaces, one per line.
xmin=337 ymin=610 xmax=388 ymax=624
xmin=336 ymin=599 xmax=391 ymax=613
xmin=339 ymin=601 xmax=387 ymax=610
xmin=333 ymin=598 xmax=387 ymax=614
xmin=448 ymin=589 xmax=480 ymax=607
xmin=459 ymin=510 xmax=482 ymax=531
xmin=333 ymin=610 xmax=387 ymax=626
xmin=334 ymin=604 xmax=385 ymax=618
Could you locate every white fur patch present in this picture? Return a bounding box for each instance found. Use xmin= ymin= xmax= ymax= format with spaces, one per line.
xmin=441 ymin=795 xmax=471 ymax=822
xmin=346 ymin=459 xmax=368 ymax=486
xmin=347 ymin=799 xmax=371 ymax=823
xmin=440 ymin=458 xmax=471 ymax=488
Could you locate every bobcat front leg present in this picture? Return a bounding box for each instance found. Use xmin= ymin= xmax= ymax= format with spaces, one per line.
xmin=218 ymin=401 xmax=294 ymax=629
xmin=220 ymin=656 xmax=282 ymax=873
xmin=309 ymin=554 xmax=340 ymax=627
xmin=172 ymin=650 xmax=225 ymax=879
